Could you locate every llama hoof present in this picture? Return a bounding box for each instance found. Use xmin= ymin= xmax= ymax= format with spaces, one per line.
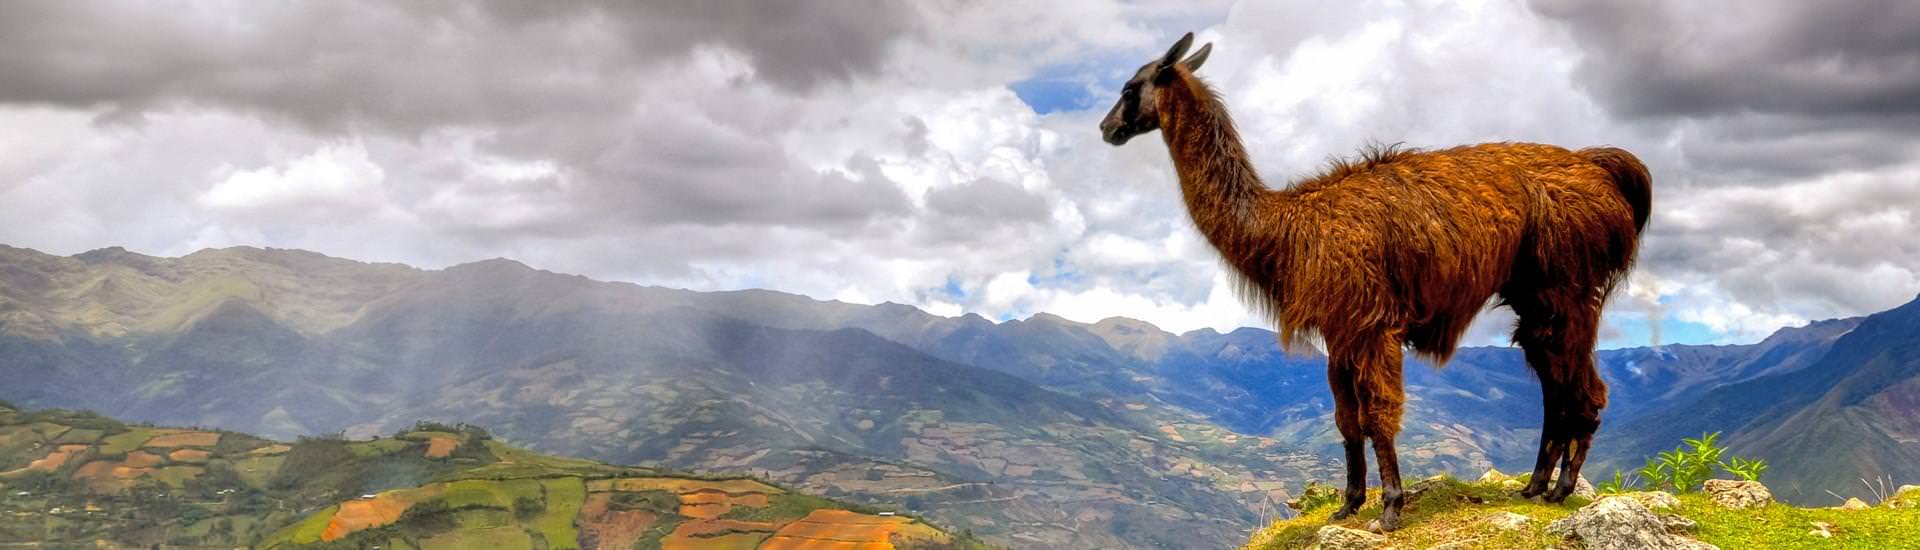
xmin=1373 ymin=514 xmax=1401 ymax=532
xmin=1330 ymin=506 xmax=1359 ymax=521
xmin=1542 ymin=486 xmax=1573 ymax=504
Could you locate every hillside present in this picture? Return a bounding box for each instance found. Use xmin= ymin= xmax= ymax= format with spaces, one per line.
xmin=1244 ymin=475 xmax=1920 ymax=549
xmin=0 ymin=245 xmax=1328 ymax=549
xmin=0 ymin=403 xmax=970 ymax=549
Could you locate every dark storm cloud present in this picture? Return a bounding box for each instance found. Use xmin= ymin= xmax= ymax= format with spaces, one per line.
xmin=1531 ymin=0 xmax=1920 ymax=119
xmin=0 ymin=0 xmax=912 ymax=131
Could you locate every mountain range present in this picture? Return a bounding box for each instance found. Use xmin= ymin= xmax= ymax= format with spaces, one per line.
xmin=2 ymin=244 xmax=1914 ymax=548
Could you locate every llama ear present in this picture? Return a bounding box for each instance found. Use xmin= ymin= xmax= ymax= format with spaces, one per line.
xmin=1180 ymin=43 xmax=1212 ymax=72
xmin=1157 ymin=32 xmax=1195 ymax=72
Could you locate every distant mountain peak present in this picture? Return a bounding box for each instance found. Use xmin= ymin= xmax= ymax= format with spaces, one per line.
xmin=72 ymin=246 xmax=154 ymax=264
xmin=443 ymin=257 xmax=536 ymax=275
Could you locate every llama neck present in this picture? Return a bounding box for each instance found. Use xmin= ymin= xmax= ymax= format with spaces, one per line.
xmin=1158 ymin=73 xmax=1273 ymax=257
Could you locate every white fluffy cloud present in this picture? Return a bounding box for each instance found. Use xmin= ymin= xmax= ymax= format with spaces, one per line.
xmin=0 ymin=0 xmax=1913 ymax=344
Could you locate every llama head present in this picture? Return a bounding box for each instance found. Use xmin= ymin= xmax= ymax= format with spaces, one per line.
xmin=1100 ymin=32 xmax=1212 ymax=146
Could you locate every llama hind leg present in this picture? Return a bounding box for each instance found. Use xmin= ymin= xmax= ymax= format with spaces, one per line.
xmin=1352 ymin=334 xmax=1408 ymax=530
xmin=1512 ymin=291 xmax=1609 ymax=502
xmin=1328 ymin=361 xmax=1369 ymax=520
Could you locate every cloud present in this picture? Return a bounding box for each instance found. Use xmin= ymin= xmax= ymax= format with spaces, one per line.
xmin=0 ymin=0 xmax=1914 ymax=345
xmin=201 ymin=142 xmax=386 ymax=212
xmin=1531 ymin=0 xmax=1920 ymax=119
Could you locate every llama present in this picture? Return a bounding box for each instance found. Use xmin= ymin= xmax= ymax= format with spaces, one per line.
xmin=1100 ymin=33 xmax=1650 ymax=530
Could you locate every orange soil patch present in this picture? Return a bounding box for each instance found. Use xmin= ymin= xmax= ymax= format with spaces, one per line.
xmin=760 ymin=509 xmax=944 ymax=550
xmin=249 ymin=444 xmax=292 ymax=456
xmin=679 ymin=489 xmax=731 ymax=518
xmin=424 ymin=437 xmax=459 ymax=458
xmin=71 ymin=460 xmax=140 ymax=492
xmin=143 ymin=431 xmax=219 ymax=448
xmin=123 ymin=451 xmax=166 ymax=468
xmin=71 ymin=460 xmax=116 ymax=479
xmin=730 ymin=492 xmax=770 ymax=508
xmin=22 ymin=444 xmax=90 ymax=472
xmin=321 ymin=494 xmax=413 ymax=541
xmin=168 ymin=449 xmax=211 ymax=463
xmin=110 ymin=465 xmax=152 ymax=479
xmin=578 ymin=492 xmax=661 ymax=550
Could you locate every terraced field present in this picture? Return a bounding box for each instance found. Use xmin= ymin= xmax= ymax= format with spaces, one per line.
xmin=0 ymin=403 xmax=975 ymax=549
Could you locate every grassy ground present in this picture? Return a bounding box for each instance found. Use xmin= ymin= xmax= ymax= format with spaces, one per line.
xmin=1244 ymin=477 xmax=1920 ymax=549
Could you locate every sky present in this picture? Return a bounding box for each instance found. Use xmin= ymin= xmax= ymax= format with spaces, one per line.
xmin=2 ymin=0 xmax=1916 ymax=349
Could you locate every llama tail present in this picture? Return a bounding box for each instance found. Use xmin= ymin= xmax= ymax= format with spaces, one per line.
xmin=1580 ymin=147 xmax=1652 ymax=235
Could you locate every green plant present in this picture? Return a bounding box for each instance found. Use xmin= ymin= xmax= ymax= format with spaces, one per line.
xmin=1721 ymin=455 xmax=1768 ymax=482
xmin=1635 ymin=432 xmax=1769 ymax=493
xmin=1287 ymin=481 xmax=1342 ymax=513
xmin=1595 ymin=469 xmax=1640 ymax=494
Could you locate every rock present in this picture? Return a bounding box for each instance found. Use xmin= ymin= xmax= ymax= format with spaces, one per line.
xmin=1620 ymin=491 xmax=1681 ymax=511
xmin=1703 ymin=479 xmax=1773 ymax=510
xmin=1840 ymin=497 xmax=1870 ymax=510
xmin=1888 ymin=485 xmax=1920 ymax=508
xmin=1487 ymin=511 xmax=1532 ymax=530
xmin=1312 ymin=524 xmax=1385 ymax=550
xmin=1428 ymin=542 xmax=1475 ymax=550
xmin=1574 ymin=475 xmax=1598 ymax=500
xmin=1405 ymin=475 xmax=1450 ymax=501
xmin=1660 ymin=514 xmax=1699 ymax=534
xmin=1808 ymin=521 xmax=1834 ymax=539
xmin=1546 ymin=496 xmax=1718 ymax=550
xmin=1478 ymin=468 xmax=1510 ymax=483
xmin=1538 ymin=472 xmax=1597 ymax=500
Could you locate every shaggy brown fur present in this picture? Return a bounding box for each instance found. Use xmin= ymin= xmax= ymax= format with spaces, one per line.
xmin=1101 ymin=34 xmax=1650 ymax=530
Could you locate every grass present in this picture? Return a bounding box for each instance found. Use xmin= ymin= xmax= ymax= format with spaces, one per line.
xmin=1245 ymin=476 xmax=1920 ymax=549
xmin=533 ymin=477 xmax=585 ymax=550
xmin=97 ymin=428 xmax=155 ymax=456
xmin=1678 ymin=493 xmax=1920 ymax=549
xmin=271 ymin=504 xmax=338 ymax=545
xmin=719 ymin=492 xmax=836 ymax=523
xmin=420 ymin=524 xmax=532 ymax=550
xmin=347 ymin=438 xmax=412 ymax=458
xmin=1246 ymin=477 xmax=1582 ymax=550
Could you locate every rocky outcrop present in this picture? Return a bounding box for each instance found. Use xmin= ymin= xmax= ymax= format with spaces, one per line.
xmin=1546 ymin=496 xmax=1716 ymax=550
xmin=1311 ymin=525 xmax=1385 ymax=550
xmin=1702 ymin=479 xmax=1772 ymax=509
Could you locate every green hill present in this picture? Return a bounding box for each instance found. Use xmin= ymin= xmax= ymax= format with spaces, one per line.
xmin=0 ymin=403 xmax=974 ymax=549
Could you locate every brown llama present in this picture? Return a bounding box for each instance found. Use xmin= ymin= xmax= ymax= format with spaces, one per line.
xmin=1100 ymin=33 xmax=1650 ymax=530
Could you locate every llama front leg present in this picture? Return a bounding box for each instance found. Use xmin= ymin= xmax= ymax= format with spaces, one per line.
xmin=1371 ymin=432 xmax=1405 ymax=531
xmin=1546 ymin=370 xmax=1606 ymax=502
xmin=1519 ymin=409 xmax=1567 ymax=499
